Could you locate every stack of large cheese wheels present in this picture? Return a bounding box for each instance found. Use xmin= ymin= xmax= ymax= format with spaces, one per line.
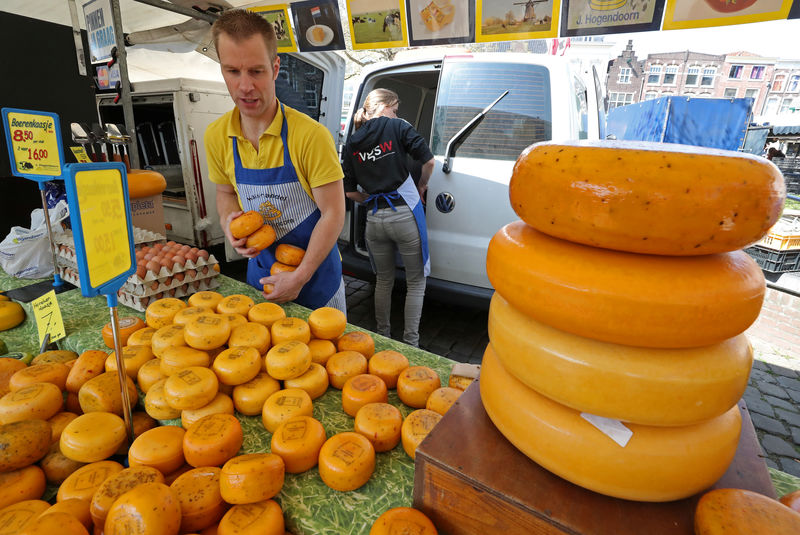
xmin=484 ymin=140 xmax=785 ymax=502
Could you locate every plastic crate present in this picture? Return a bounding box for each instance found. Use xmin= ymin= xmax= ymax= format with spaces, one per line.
xmin=745 ymin=245 xmax=800 ymax=273
xmin=758 ymin=217 xmax=800 ymax=250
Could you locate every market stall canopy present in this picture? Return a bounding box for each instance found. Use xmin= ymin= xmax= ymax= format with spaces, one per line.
xmin=772 ymin=125 xmax=800 ymax=136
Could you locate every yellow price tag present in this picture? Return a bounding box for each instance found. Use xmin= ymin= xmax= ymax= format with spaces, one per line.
xmin=75 ymin=168 xmax=132 ymax=288
xmin=7 ymin=111 xmax=62 ymax=176
xmin=70 ymin=146 xmax=92 ymax=163
xmin=32 ymin=290 xmax=66 ymax=346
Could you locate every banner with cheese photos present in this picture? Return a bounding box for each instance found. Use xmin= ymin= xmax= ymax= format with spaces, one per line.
xmin=347 ymin=0 xmax=409 ymax=49
xmin=249 ymin=4 xmax=298 ymax=53
xmin=406 ymin=0 xmax=476 ymax=46
xmin=476 ymin=0 xmax=560 ymax=41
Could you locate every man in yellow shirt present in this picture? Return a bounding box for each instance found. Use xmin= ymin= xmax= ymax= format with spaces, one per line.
xmin=205 ymin=9 xmax=346 ymax=312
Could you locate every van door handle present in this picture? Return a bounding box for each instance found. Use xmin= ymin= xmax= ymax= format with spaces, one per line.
xmin=442 ymin=90 xmax=508 ymax=174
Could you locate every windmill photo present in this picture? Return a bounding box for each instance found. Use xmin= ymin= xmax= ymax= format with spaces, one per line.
xmin=513 ymin=0 xmax=549 ymax=23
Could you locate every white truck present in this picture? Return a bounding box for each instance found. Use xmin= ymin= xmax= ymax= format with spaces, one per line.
xmin=338 ymin=53 xmax=607 ymax=306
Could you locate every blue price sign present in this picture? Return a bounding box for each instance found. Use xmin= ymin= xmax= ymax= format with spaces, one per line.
xmin=2 ymin=108 xmax=65 ymax=183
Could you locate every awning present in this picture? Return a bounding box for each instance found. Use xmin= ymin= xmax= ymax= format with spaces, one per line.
xmin=772 ymin=126 xmax=800 ymax=136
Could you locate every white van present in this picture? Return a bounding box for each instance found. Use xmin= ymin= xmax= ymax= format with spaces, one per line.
xmin=338 ymin=53 xmax=606 ymax=306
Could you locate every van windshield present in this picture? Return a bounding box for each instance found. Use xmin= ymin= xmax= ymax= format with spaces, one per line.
xmin=431 ymin=61 xmax=552 ymax=161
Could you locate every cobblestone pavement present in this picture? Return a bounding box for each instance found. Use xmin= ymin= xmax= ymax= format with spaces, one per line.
xmin=345 ymin=275 xmax=800 ymax=478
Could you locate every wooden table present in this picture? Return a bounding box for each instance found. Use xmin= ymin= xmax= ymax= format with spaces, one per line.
xmin=413 ymin=380 xmax=775 ymax=535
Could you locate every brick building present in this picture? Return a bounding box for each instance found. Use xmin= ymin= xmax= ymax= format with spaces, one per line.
xmin=605 ymin=40 xmax=644 ymax=109
xmin=716 ymin=52 xmax=776 ymax=114
xmin=761 ymin=59 xmax=800 ymax=122
xmin=639 ymin=51 xmax=726 ymax=101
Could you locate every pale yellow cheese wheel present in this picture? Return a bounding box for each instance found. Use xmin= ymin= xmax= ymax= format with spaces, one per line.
xmin=184 ymin=315 xmax=231 ymax=351
xmin=232 ymin=373 xmax=281 ymax=416
xmin=59 ymin=412 xmax=126 ymax=463
xmin=164 ymin=367 xmax=219 ymax=410
xmin=8 ymin=363 xmax=70 ymax=392
xmin=341 ymin=374 xmax=388 ymax=417
xmin=48 ymin=412 xmax=78 ymax=445
xmin=183 ymin=413 xmax=243 ymax=468
xmin=187 ymin=291 xmax=224 ymax=311
xmin=368 ymin=351 xmax=409 ymax=389
xmin=216 ymin=295 xmax=255 ymax=316
xmin=144 ymin=378 xmax=182 ymax=420
xmin=307 ymin=307 xmax=346 ymax=340
xmin=117 ymin=412 xmax=158 ymax=455
xmin=213 ymin=347 xmax=262 ymax=386
xmin=105 ymin=344 xmax=154 ymax=377
xmin=103 ymin=482 xmax=182 ymax=535
xmin=261 ymin=388 xmax=313 ymax=433
xmin=219 ymin=453 xmax=284 ymax=504
xmin=89 ymin=466 xmax=164 ymax=528
xmin=57 ymin=461 xmax=124 ymax=502
xmin=354 ymin=402 xmax=403 ymax=452
xmin=0 ymin=382 xmax=63 ymax=425
xmin=145 ymin=298 xmax=186 ymax=329
xmin=284 ymin=363 xmax=329 ymax=400
xmin=136 ymin=358 xmax=166 ymax=394
xmin=127 ymin=327 xmax=156 ymax=347
xmin=425 ymin=387 xmax=462 ymax=416
xmin=270 ymin=416 xmax=326 ymax=473
xmin=181 ymin=392 xmax=235 ymax=430
xmin=397 ymin=367 xmax=441 ymax=409
xmin=325 ymin=351 xmax=368 ymax=390
xmin=217 ymin=500 xmax=284 ymax=535
xmin=307 ymin=339 xmax=336 ymax=366
xmin=265 ymin=341 xmax=311 ymax=381
xmin=78 ymin=372 xmax=138 ymax=416
xmin=247 ymin=302 xmax=285 ymax=328
xmin=220 ymin=313 xmax=248 ymax=331
xmin=0 ymin=500 xmax=51 ymax=535
xmin=128 ymin=425 xmax=186 ymax=475
xmin=173 ymin=306 xmax=215 ymax=326
xmin=229 ymin=323 xmax=270 ymax=355
xmin=401 ymin=409 xmax=441 ymax=460
xmin=151 ymin=324 xmax=187 ymax=358
xmin=270 ymin=318 xmax=310 ymax=345
xmin=318 ymin=432 xmax=375 ymax=491
xmin=160 ymin=346 xmax=211 ymax=376
xmin=170 ymin=466 xmax=226 ymax=532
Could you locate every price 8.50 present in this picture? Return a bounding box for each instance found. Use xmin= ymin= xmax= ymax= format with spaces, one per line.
xmin=12 ymin=129 xmax=34 ymax=142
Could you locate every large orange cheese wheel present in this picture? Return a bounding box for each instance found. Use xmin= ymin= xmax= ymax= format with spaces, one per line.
xmin=170 ymin=467 xmax=226 ymax=532
xmin=265 ymin=341 xmax=311 ymax=381
xmin=510 ymin=141 xmax=785 ymax=255
xmin=145 ymin=298 xmax=186 ymax=329
xmin=40 ymin=449 xmax=85 ymax=485
xmin=57 ymin=461 xmax=123 ymax=502
xmin=401 ymin=409 xmax=441 ymax=460
xmin=78 ymin=372 xmax=138 ymax=416
xmin=318 ymin=432 xmax=375 ymax=492
xmin=230 ymin=211 xmax=264 ymax=240
xmin=232 ymin=373 xmax=281 ymax=416
xmin=219 ymin=453 xmax=284 ymax=504
xmin=269 ymin=261 xmax=295 ymax=275
xmin=40 ymin=498 xmax=93 ymax=530
xmin=59 ymin=412 xmax=127 ymax=463
xmin=9 ymin=363 xmax=69 ymax=392
xmin=0 ymin=383 xmax=63 ymax=425
xmin=269 ymin=416 xmax=326 ymax=474
xmin=489 ymin=292 xmax=753 ymax=426
xmin=270 ymin=317 xmax=310 ymax=345
xmin=216 ymin=295 xmax=255 ymax=317
xmin=127 ymin=326 xmax=156 ymax=347
xmin=105 ymin=344 xmax=154 ymax=378
xmin=144 ymin=378 xmax=182 ymax=420
xmin=341 ymin=374 xmax=388 ymax=417
xmin=103 ymin=482 xmax=181 ymax=535
xmin=213 ymin=347 xmax=262 ymax=386
xmin=0 ymin=420 xmax=50 ymax=472
xmin=336 ymin=332 xmax=374 ymax=359
xmin=160 ymin=346 xmax=210 ymax=376
xmin=354 ymin=403 xmax=403 ymax=453
xmin=694 ymin=488 xmax=800 ymax=534
xmin=0 ymin=500 xmax=51 ymax=535
xmin=307 ymin=339 xmax=336 ymax=366
xmin=487 ymin=221 xmax=765 ymax=348
xmin=261 ymin=388 xmax=313 ymax=433
xmin=0 ymin=301 xmax=24 ymax=332
xmin=481 ymin=344 xmax=742 ymax=502
xmin=229 ymin=323 xmax=270 ymax=355
xmin=307 ymin=307 xmax=346 ymax=340
xmin=0 ymin=466 xmax=46 ymax=510
xmin=369 ymin=507 xmax=438 ymax=535
xmin=325 ymin=351 xmax=368 ymax=390
xmin=151 ymin=324 xmax=187 ymax=358
xmin=217 ymin=500 xmax=284 ymax=535
xmin=89 ymin=466 xmax=164 ymax=528
xmin=101 ymin=317 xmax=145 ymax=349
xmin=425 ymin=387 xmax=462 ymax=416
xmin=368 ymin=351 xmax=409 ymax=389
xmin=181 ymin=392 xmax=235 ymax=430
xmin=127 ymin=169 xmax=167 ymax=198
xmin=66 ymin=351 xmax=108 ymax=394
xmin=128 ymin=426 xmax=186 ymax=475
xmin=184 ymin=315 xmax=231 ymax=351
xmin=17 ymin=510 xmax=89 ymax=535
xmin=246 ymin=225 xmax=277 ymax=252
xmin=164 ymin=367 xmax=219 ymax=410
xmin=0 ymin=358 xmax=27 ymax=398
xmin=274 ymin=244 xmax=305 ymax=266
xmin=247 ymin=303 xmax=285 ymax=328
xmin=283 ymin=362 xmax=329 ymax=400
xmin=187 ymin=291 xmax=224 ymax=311
xmin=397 ymin=367 xmax=441 ymax=409
xmin=183 ymin=413 xmax=243 ymax=467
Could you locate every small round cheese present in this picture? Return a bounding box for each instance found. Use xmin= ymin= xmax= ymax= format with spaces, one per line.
xmin=318 ymin=432 xmax=375 ymax=492
xmin=228 ymin=323 xmax=270 ymax=355
xmin=160 ymin=346 xmax=210 ymax=376
xmin=401 ymin=409 xmax=442 ymax=460
xmin=307 ymin=307 xmax=346 ymax=340
xmin=136 ymin=358 xmax=166 ymax=393
xmin=105 ymin=344 xmax=154 ymax=378
xmin=184 ymin=315 xmax=231 ymax=351
xmin=232 ymin=373 xmax=281 ymax=416
xmin=369 ymin=507 xmax=438 ymax=535
xmin=341 ymin=374 xmax=388 ymax=417
xmin=221 ymin=313 xmax=248 ymax=331
xmin=127 ymin=327 xmax=156 ymax=347
xmin=354 ymin=402 xmax=403 ymax=453
xmin=284 ymin=362 xmax=329 ymax=400
xmin=145 ymin=298 xmax=186 ymax=329
xmin=247 ymin=302 xmax=286 ymax=327
xmin=213 ymin=347 xmax=262 ymax=386
xmin=336 ymin=331 xmax=375 ymax=359
xmin=187 ymin=291 xmax=224 ymax=311
xmin=0 ymin=382 xmax=63 ymax=425
xmin=59 ymin=412 xmax=126 ymax=463
xmin=57 ymin=460 xmax=124 ymax=502
xmin=90 ymin=466 xmax=164 ymax=528
xmin=216 ymin=295 xmax=255 ymax=316
xmin=307 ymin=339 xmax=337 ymax=366
xmin=172 ymin=306 xmax=215 ymax=326
xmin=270 ymin=416 xmax=326 ymax=474
xmin=426 ymin=387 xmax=462 ymax=416
xmin=181 ymin=392 xmax=235 ymax=430
xmin=270 ymin=317 xmax=311 ymax=345
xmin=170 ymin=466 xmax=226 ymax=532
xmin=144 ymin=378 xmax=181 ymax=420
xmin=103 ymin=482 xmax=182 ymax=535
xmin=397 ymin=367 xmax=441 ymax=409
xmin=261 ymin=388 xmax=313 ymax=433
xmin=217 ymin=500 xmax=284 ymax=535
xmin=368 ymin=350 xmax=409 ymax=389
xmin=265 ymin=341 xmax=311 ymax=381
xmin=325 ymin=351 xmax=368 ymax=390
xmin=128 ymin=425 xmax=186 ymax=475
xmin=219 ymin=453 xmax=285 ymax=504
xmin=151 ymin=324 xmax=187 ymax=358
xmin=164 ymin=367 xmax=219 ymax=411
xmin=183 ymin=413 xmax=243 ymax=467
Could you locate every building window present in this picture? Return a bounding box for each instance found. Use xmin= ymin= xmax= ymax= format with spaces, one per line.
xmin=644 ymin=92 xmax=658 ymax=100
xmin=618 ymin=67 xmax=631 ymax=84
xmin=647 ymin=65 xmax=661 ymax=85
xmin=608 ymin=92 xmax=634 ymax=109
xmin=750 ymin=66 xmax=765 ymax=80
xmin=701 ymin=67 xmax=716 ymax=87
xmin=780 ymin=98 xmax=794 ymax=114
xmin=663 ymin=65 xmax=678 ymax=85
xmin=773 ymin=75 xmax=785 ymax=92
xmin=744 ymin=88 xmax=758 ymax=101
xmin=765 ymin=97 xmax=779 ymax=115
xmin=685 ymin=66 xmax=700 ymax=86
xmin=724 ymin=88 xmax=738 ymax=98
xmin=729 ymin=65 xmax=743 ymax=79
xmin=789 ymin=75 xmax=800 ymax=92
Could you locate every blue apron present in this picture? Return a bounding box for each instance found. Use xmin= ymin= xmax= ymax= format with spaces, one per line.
xmin=232 ymin=103 xmax=346 ymax=311
xmin=364 ymin=175 xmax=430 ymax=277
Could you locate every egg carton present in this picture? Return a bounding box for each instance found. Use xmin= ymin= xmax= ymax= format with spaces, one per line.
xmin=126 ymin=254 xmax=220 ymax=288
xmin=122 ymin=267 xmax=220 ymax=297
xmin=117 ymin=277 xmax=221 ymax=312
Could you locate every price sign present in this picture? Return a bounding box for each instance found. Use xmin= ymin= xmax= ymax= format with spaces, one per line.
xmin=63 ymin=162 xmax=135 ymax=296
xmin=70 ymin=146 xmax=92 ymax=163
xmin=1 ymin=108 xmax=64 ymax=182
xmin=31 ymin=290 xmax=66 ymax=346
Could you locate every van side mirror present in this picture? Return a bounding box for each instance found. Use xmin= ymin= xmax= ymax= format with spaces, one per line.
xmin=442 ymin=90 xmax=509 ymax=174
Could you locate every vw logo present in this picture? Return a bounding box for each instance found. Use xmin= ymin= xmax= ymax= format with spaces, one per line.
xmin=435 ymin=192 xmax=455 ymax=213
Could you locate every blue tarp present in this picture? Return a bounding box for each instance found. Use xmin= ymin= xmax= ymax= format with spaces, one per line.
xmin=772 ymin=125 xmax=800 ymax=136
xmin=606 ymin=97 xmax=752 ymax=151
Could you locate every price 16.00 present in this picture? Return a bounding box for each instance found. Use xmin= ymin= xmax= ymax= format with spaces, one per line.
xmin=27 ymin=148 xmax=48 ymax=161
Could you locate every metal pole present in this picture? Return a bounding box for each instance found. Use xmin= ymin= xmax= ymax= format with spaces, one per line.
xmin=39 ymin=186 xmax=63 ymax=287
xmin=109 ymin=305 xmax=135 ymax=443
xmin=67 ymin=0 xmax=87 ymax=77
xmin=109 ymin=0 xmax=141 ymax=169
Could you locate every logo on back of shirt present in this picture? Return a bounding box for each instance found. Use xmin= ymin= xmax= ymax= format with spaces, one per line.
xmin=354 ymin=140 xmax=394 ymax=163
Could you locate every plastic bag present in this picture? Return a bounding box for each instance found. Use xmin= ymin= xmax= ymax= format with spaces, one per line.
xmin=0 ymin=199 xmax=69 ymax=279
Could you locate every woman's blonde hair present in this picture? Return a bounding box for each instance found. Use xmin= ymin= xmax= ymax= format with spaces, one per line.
xmin=353 ymin=88 xmax=400 ymax=130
